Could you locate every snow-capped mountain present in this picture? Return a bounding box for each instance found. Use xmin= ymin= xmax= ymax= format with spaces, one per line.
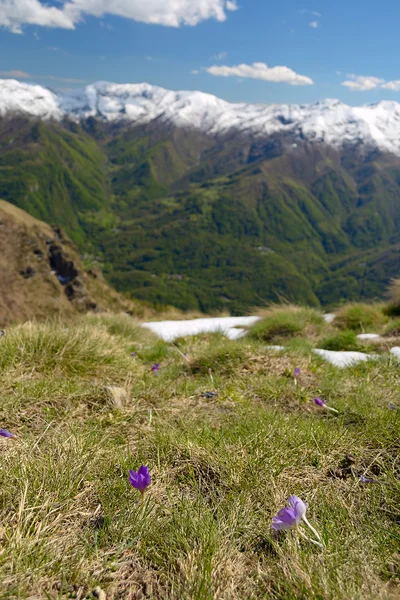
xmin=2 ymin=78 xmax=400 ymax=155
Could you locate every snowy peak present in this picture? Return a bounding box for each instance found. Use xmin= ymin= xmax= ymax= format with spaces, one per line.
xmin=2 ymin=78 xmax=400 ymax=155
xmin=0 ymin=79 xmax=62 ymax=119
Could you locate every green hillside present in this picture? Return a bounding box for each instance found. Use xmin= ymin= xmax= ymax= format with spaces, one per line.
xmin=1 ymin=116 xmax=400 ymax=312
xmin=0 ymin=118 xmax=112 ymax=246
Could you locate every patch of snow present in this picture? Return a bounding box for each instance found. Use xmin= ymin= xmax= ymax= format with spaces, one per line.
xmin=4 ymin=79 xmax=400 ymax=155
xmin=225 ymin=327 xmax=247 ymax=340
xmin=357 ymin=333 xmax=381 ymax=340
xmin=0 ymin=79 xmax=62 ymax=119
xmin=142 ymin=316 xmax=260 ymax=342
xmin=313 ymin=349 xmax=377 ymax=368
xmin=390 ymin=347 xmax=400 ymax=359
xmin=323 ymin=313 xmax=336 ymax=324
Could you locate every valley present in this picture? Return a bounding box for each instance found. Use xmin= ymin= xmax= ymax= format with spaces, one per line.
xmin=1 ymin=80 xmax=400 ymax=312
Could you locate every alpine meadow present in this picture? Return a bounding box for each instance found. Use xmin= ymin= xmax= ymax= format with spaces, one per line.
xmin=1 ymin=1 xmax=400 ymax=597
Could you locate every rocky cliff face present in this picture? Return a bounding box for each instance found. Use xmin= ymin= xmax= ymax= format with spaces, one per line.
xmin=0 ymin=200 xmax=134 ymax=324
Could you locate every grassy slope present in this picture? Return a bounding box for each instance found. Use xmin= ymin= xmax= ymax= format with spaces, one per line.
xmin=0 ymin=119 xmax=111 ymax=246
xmin=0 ymin=310 xmax=399 ymax=599
xmin=0 ymin=199 xmax=146 ymax=324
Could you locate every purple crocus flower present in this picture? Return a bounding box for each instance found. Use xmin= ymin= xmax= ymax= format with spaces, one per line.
xmin=0 ymin=429 xmax=14 ymax=438
xmin=359 ymin=474 xmax=375 ymax=483
xmin=314 ymin=397 xmax=339 ymax=413
xmin=314 ymin=397 xmax=326 ymax=407
xmin=131 ymin=352 xmax=137 ymax=358
xmin=151 ymin=364 xmax=160 ymax=373
xmin=272 ymin=495 xmax=323 ymax=547
xmin=272 ymin=495 xmax=307 ymax=530
xmin=129 ymin=465 xmax=151 ymax=495
xmin=294 ymin=368 xmax=301 ymax=378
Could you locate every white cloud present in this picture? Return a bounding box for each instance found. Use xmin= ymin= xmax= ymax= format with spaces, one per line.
xmin=309 ymin=20 xmax=318 ymax=28
xmin=299 ymin=9 xmax=321 ymax=16
xmin=0 ymin=0 xmax=74 ymax=33
xmin=341 ymin=74 xmax=384 ymax=91
xmin=0 ymin=69 xmax=31 ymax=77
xmin=191 ymin=69 xmax=200 ymax=75
xmin=44 ymin=74 xmax=87 ymax=83
xmin=206 ymin=62 xmax=313 ymax=86
xmin=342 ymin=73 xmax=400 ymax=92
xmin=0 ymin=69 xmax=87 ymax=83
xmin=0 ymin=0 xmax=238 ymax=32
xmin=382 ymin=80 xmax=400 ymax=91
xmin=212 ymin=51 xmax=228 ymax=61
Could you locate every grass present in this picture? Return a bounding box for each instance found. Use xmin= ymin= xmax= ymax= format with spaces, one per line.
xmin=249 ymin=305 xmax=326 ymax=343
xmin=384 ymin=319 xmax=400 ymax=337
xmin=0 ymin=314 xmax=399 ymax=599
xmin=334 ymin=303 xmax=387 ymax=333
xmin=319 ymin=330 xmax=369 ymax=352
xmin=385 ymin=279 xmax=400 ymax=316
xmin=0 ymin=320 xmax=136 ymax=377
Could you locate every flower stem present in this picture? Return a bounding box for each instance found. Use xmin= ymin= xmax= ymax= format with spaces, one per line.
xmin=298 ymin=526 xmax=324 ymax=548
xmin=302 ymin=516 xmax=323 ymax=543
xmin=326 ymin=405 xmax=339 ymax=414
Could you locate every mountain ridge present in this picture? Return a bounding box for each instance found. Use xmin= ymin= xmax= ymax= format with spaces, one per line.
xmin=2 ymin=79 xmax=400 ymax=155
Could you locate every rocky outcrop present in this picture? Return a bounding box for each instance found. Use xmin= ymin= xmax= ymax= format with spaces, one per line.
xmin=0 ymin=200 xmax=134 ymax=324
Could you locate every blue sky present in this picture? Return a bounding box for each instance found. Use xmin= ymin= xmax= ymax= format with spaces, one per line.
xmin=1 ymin=0 xmax=400 ymax=105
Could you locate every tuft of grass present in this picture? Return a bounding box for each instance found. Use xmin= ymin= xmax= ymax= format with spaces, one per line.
xmin=0 ymin=320 xmax=134 ymax=377
xmin=319 ymin=330 xmax=367 ymax=352
xmin=85 ymin=312 xmax=158 ymax=346
xmin=334 ymin=303 xmax=387 ymax=332
xmin=385 ymin=278 xmax=400 ymax=316
xmin=190 ymin=338 xmax=249 ymax=376
xmin=383 ymin=318 xmax=400 ymax=337
xmin=249 ymin=305 xmax=326 ymax=343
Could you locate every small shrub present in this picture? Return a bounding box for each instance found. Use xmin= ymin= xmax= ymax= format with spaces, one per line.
xmin=334 ymin=303 xmax=386 ymax=332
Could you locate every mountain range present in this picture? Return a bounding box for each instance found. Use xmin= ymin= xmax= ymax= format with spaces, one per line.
xmin=1 ymin=78 xmax=400 ymax=313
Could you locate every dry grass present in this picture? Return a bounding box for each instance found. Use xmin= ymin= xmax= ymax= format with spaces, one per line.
xmin=0 ymin=317 xmax=399 ymax=599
